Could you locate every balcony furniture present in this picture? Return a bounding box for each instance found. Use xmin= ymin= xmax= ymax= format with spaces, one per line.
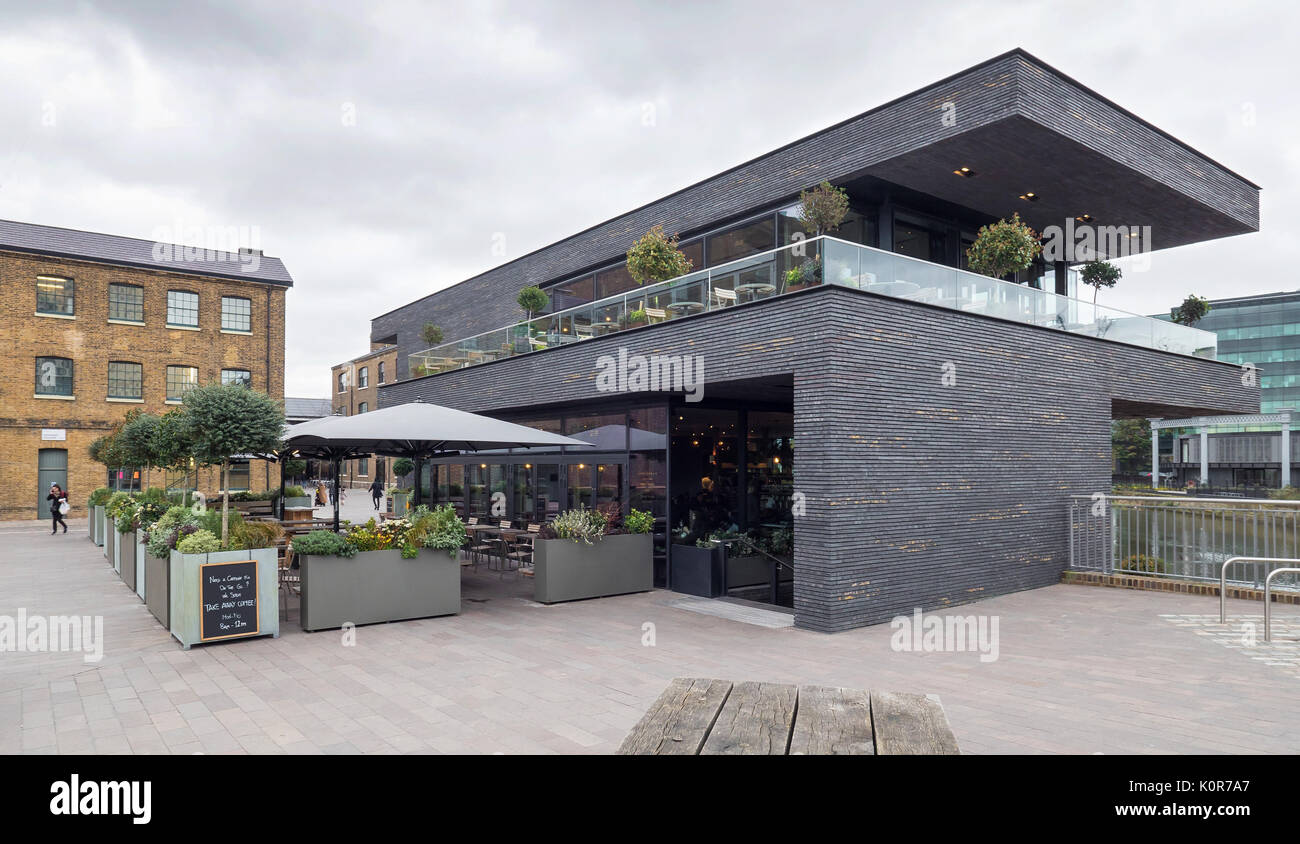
xmin=734 ymin=281 xmax=776 ymax=302
xmin=710 ymin=287 xmax=738 ymax=307
xmin=644 ymin=307 xmax=667 ymax=323
xmin=666 ymin=300 xmax=704 ymax=316
xmin=617 ymin=678 xmax=959 ymax=755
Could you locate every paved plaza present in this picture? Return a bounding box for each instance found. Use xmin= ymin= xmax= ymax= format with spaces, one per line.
xmin=3 ymin=512 xmax=1300 ymax=755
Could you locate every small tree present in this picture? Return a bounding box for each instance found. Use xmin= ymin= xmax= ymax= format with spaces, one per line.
xmin=1171 ymin=294 xmax=1211 ymax=326
xmin=1080 ymin=259 xmax=1122 ymax=305
xmin=626 ymin=225 xmax=693 ymax=286
xmin=965 ymin=213 xmax=1042 ymax=280
xmin=1112 ymin=418 xmax=1152 ymax=475
xmin=182 ymin=383 xmax=285 ymax=547
xmin=391 ymin=458 xmax=415 ymax=487
xmin=517 ymin=286 xmax=548 ymax=323
xmin=421 ymin=323 xmax=444 ymax=347
xmin=89 ymin=433 xmax=128 ymax=489
xmin=798 ymin=180 xmax=850 ymax=236
xmin=117 ymin=410 xmax=161 ymax=490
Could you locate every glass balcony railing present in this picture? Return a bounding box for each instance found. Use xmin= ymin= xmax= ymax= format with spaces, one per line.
xmin=408 ymin=236 xmax=1216 ymax=376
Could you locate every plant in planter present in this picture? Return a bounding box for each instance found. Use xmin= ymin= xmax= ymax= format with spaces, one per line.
xmin=405 ymin=504 xmax=467 ymax=559
xmin=421 ymin=323 xmax=444 ymax=347
xmin=292 ymin=529 xmax=357 ymax=558
xmin=176 ymin=529 xmax=221 ymax=554
xmin=624 ymin=508 xmax=654 ymax=534
xmin=1080 ymin=259 xmax=1122 ymax=305
xmin=1170 ymin=294 xmax=1210 ymax=327
xmin=621 ymin=308 xmax=650 ymax=329
xmin=517 ymin=285 xmax=549 ymax=324
xmin=784 ymin=256 xmax=822 ymax=291
xmin=965 ymin=213 xmax=1042 ymax=280
xmin=551 ymin=506 xmax=608 ymax=545
xmin=391 ymin=458 xmax=415 ymax=484
xmin=144 ymin=506 xmax=203 ymax=559
xmin=797 ymin=180 xmax=850 ymax=236
xmin=626 ymin=225 xmax=693 ymax=287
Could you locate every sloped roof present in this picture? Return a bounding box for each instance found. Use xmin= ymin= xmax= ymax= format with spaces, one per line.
xmin=0 ymin=218 xmax=293 ymax=286
xmin=284 ymin=397 xmax=332 ymax=420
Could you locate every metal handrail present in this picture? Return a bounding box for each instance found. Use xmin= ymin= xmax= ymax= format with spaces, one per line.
xmin=1265 ymin=568 xmax=1300 ymax=642
xmin=1219 ymin=556 xmax=1300 ymax=623
xmin=716 ymin=536 xmax=795 ymax=574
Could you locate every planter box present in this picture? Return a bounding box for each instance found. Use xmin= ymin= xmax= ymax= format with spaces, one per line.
xmin=134 ymin=537 xmax=147 ymax=600
xmin=117 ymin=529 xmax=137 ymax=592
xmin=145 ymin=548 xmax=170 ymax=628
xmin=107 ymin=524 xmax=117 ymax=570
xmin=283 ymin=507 xmax=315 ymax=524
xmin=534 ymin=533 xmax=653 ymax=604
xmin=89 ymin=504 xmax=102 ymax=544
xmin=98 ymin=507 xmax=108 ymax=552
xmin=299 ymin=548 xmax=460 ymax=632
xmin=670 ymin=544 xmax=724 ymax=598
xmin=169 ymin=548 xmax=279 ymax=649
xmin=390 ymin=492 xmax=410 ymax=515
xmin=283 ymin=496 xmax=313 ymax=510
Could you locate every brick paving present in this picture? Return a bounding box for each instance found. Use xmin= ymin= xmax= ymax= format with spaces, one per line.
xmin=3 ymin=517 xmax=1300 ymax=755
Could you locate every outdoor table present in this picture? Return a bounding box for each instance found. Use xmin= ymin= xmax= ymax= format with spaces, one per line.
xmin=734 ymin=282 xmax=776 ymax=302
xmin=666 ymin=300 xmax=704 ymax=315
xmin=618 ymin=678 xmax=959 ymax=755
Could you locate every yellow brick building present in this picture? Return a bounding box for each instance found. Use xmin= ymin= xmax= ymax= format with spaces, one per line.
xmin=329 ymin=343 xmax=398 ymax=489
xmin=0 ymin=219 xmax=292 ymax=520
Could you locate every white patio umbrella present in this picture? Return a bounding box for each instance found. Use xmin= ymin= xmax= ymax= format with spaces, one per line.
xmin=282 ymin=400 xmax=591 ymax=530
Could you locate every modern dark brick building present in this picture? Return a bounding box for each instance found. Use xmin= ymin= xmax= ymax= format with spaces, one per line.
xmin=371 ymin=49 xmax=1259 ymax=632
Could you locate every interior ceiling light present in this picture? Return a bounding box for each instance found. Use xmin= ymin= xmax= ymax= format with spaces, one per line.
xmin=952 ymin=166 xmax=977 ymax=178
xmin=1019 ymin=192 xmax=1039 ymax=202
xmin=1075 ymin=213 xmax=1094 ymax=223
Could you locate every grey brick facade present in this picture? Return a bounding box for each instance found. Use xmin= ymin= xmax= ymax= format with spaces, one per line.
xmin=379 ymin=287 xmax=1256 ymax=631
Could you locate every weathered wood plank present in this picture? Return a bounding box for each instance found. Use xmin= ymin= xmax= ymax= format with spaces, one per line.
xmin=616 ymin=678 xmax=732 ymax=755
xmin=788 ymin=686 xmax=874 ymax=755
xmin=700 ymin=681 xmax=797 ymax=755
xmin=870 ymin=691 xmax=960 ymax=755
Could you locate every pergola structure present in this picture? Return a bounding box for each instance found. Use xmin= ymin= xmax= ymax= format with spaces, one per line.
xmin=1148 ymin=410 xmax=1294 ymax=488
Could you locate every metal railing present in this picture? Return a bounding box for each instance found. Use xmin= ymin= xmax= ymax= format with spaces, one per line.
xmin=1219 ymin=556 xmax=1300 ymax=622
xmin=1069 ymin=495 xmax=1300 ymax=590
xmin=408 ymin=236 xmax=1217 ymax=376
xmin=1265 ymin=568 xmax=1300 ymax=642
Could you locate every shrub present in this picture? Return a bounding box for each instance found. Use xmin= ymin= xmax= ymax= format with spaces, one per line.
xmin=551 ymin=507 xmax=608 ymax=545
xmin=1272 ymin=486 xmax=1300 ymax=501
xmin=105 ymin=491 xmax=133 ymax=520
xmin=284 ymin=485 xmax=307 ymax=498
xmin=965 ymin=213 xmax=1042 ymax=279
xmin=407 ymin=504 xmax=467 ymax=558
xmin=797 ymin=180 xmax=849 ymax=235
xmin=624 ymin=508 xmax=654 ymax=534
xmin=230 ymin=520 xmax=283 ymax=550
xmin=87 ymin=488 xmax=113 ymax=507
xmin=626 ymin=225 xmax=693 ymax=286
xmin=392 ymin=458 xmax=415 ymax=481
xmin=177 ymin=530 xmax=221 ymax=554
xmin=1123 ymin=554 xmax=1163 ymax=575
xmin=517 ymin=286 xmax=549 ymax=322
xmin=292 ymin=530 xmax=356 ymax=559
xmin=145 ymin=506 xmax=201 ymax=559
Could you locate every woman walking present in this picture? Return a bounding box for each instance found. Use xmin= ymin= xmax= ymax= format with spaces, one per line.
xmin=47 ymin=483 xmax=68 ymax=534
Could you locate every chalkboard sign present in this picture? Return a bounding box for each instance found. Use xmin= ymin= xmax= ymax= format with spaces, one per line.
xmin=199 ymin=560 xmax=260 ymax=642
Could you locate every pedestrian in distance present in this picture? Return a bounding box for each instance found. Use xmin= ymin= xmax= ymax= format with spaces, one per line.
xmin=47 ymin=483 xmax=69 ymax=535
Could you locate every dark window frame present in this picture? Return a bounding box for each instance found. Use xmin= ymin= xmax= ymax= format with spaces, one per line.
xmin=35 ymin=356 xmax=74 ymax=396
xmin=107 ymin=361 xmax=143 ymax=400
xmin=166 ymin=290 xmax=200 ymax=327
xmin=108 ymin=283 xmax=145 ymax=323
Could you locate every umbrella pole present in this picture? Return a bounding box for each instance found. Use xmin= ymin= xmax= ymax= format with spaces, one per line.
xmin=278 ymin=454 xmax=286 ymax=520
xmin=332 ymin=456 xmax=341 ymax=533
xmin=413 ymin=456 xmax=422 ymax=508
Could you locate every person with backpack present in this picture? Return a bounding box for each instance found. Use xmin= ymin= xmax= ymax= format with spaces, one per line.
xmin=47 ymin=483 xmax=69 ymax=534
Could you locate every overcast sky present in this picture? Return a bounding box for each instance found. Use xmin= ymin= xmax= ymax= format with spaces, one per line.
xmin=2 ymin=0 xmax=1297 ymax=397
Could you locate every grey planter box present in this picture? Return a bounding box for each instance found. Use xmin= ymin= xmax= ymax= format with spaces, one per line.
xmin=90 ymin=504 xmax=103 ymax=544
xmin=145 ymin=547 xmax=170 ymax=628
xmin=534 ymin=533 xmax=653 ymax=604
xmin=107 ymin=523 xmax=117 ymax=570
xmin=99 ymin=507 xmax=108 ymax=553
xmin=169 ymin=548 xmax=280 ymax=649
xmin=670 ymin=544 xmax=725 ymax=598
xmin=134 ymin=537 xmax=147 ymax=600
xmin=389 ymin=492 xmax=410 ymax=516
xmin=299 ymin=548 xmax=460 ymax=632
xmin=283 ymin=496 xmax=313 ymax=510
xmin=118 ymin=529 xmax=137 ymax=592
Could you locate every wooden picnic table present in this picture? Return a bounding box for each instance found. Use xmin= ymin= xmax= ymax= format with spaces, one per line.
xmin=617 ymin=678 xmax=959 ymax=755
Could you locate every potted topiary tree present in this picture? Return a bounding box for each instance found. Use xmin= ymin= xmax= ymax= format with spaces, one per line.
xmin=797 ymin=180 xmax=850 ymax=236
xmin=1171 ymin=294 xmax=1211 ymax=327
xmin=1080 ymin=259 xmax=1122 ymax=305
xmin=626 ymin=225 xmax=694 ymax=288
xmin=965 ymin=213 xmax=1043 ymax=281
xmin=389 ymin=457 xmax=415 ymax=514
